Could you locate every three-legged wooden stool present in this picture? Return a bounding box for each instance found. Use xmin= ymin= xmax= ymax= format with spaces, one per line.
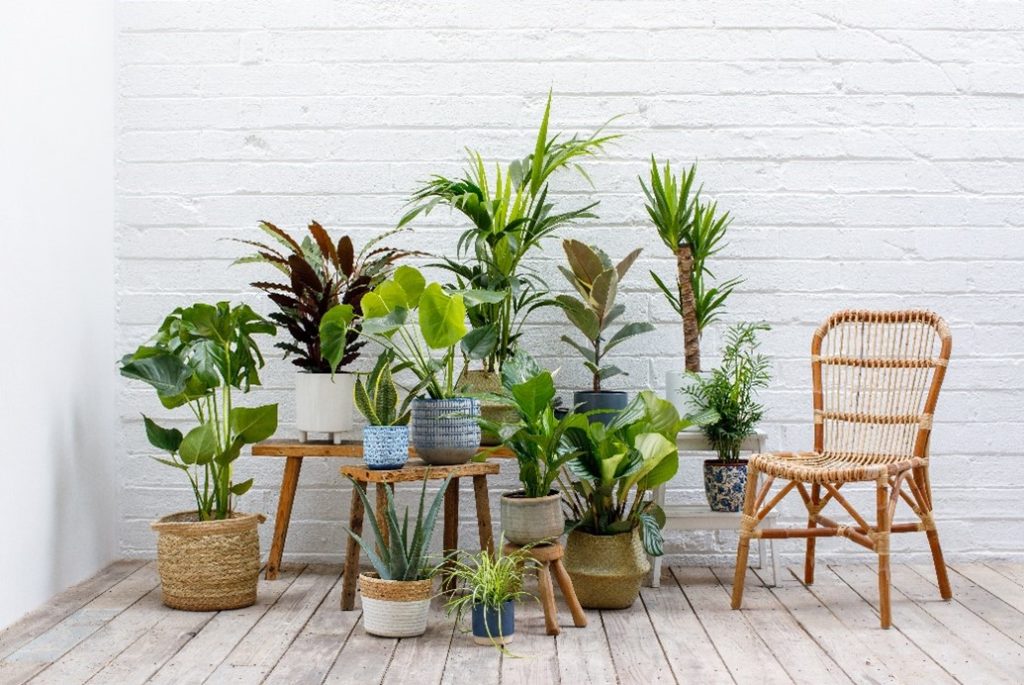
xmin=341 ymin=459 xmax=500 ymax=611
xmin=503 ymin=542 xmax=586 ymax=636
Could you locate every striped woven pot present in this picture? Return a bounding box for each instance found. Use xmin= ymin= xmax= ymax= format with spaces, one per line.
xmin=359 ymin=573 xmax=433 ymax=638
xmin=151 ymin=511 xmax=265 ymax=611
xmin=410 ymin=397 xmax=480 ymax=465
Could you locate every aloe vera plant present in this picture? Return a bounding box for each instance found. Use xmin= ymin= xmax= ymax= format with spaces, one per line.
xmin=556 ymin=240 xmax=654 ymax=392
xmin=343 ymin=474 xmax=452 ymax=581
xmin=354 ymin=351 xmax=413 ymax=427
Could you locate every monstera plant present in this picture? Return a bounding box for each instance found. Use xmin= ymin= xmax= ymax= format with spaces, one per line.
xmin=556 ymin=239 xmax=654 ymax=423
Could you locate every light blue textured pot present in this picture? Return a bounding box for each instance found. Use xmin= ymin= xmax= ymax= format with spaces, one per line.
xmin=703 ymin=459 xmax=748 ymax=512
xmin=410 ymin=398 xmax=481 ymax=465
xmin=362 ymin=426 xmax=409 ymax=470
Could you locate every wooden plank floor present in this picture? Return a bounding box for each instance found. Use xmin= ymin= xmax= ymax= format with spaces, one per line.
xmin=2 ymin=561 xmax=1023 ymax=684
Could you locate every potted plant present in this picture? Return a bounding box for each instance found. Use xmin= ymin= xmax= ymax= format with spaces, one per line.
xmin=119 ymin=302 xmax=278 ymax=611
xmin=640 ymin=159 xmax=741 ymax=413
xmin=480 ymin=351 xmax=588 ymax=546
xmin=359 ymin=265 xmax=490 ymax=464
xmin=560 ymin=391 xmax=699 ymax=609
xmin=400 ymin=92 xmax=618 ymax=443
xmin=444 ymin=545 xmax=535 ymax=648
xmin=556 ymin=239 xmax=654 ymax=424
xmin=234 ymin=221 xmax=409 ymax=442
xmin=684 ymin=322 xmax=771 ymax=512
xmin=353 ymin=351 xmax=415 ymax=470
xmin=343 ymin=474 xmax=451 ymax=638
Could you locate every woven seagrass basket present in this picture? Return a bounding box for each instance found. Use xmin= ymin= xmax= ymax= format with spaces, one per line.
xmin=151 ymin=511 xmax=265 ymax=611
xmin=359 ymin=572 xmax=433 ymax=637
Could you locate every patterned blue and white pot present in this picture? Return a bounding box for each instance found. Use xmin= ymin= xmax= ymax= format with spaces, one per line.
xmin=362 ymin=425 xmax=409 ymax=470
xmin=410 ymin=398 xmax=481 ymax=465
xmin=703 ymin=460 xmax=748 ymax=513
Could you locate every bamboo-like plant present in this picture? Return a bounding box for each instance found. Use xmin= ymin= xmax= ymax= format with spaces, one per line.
xmin=556 ymin=240 xmax=654 ymax=392
xmin=399 ymin=92 xmax=620 ymax=373
xmin=343 ymin=473 xmax=452 ymax=581
xmin=642 ymin=159 xmax=741 ymax=372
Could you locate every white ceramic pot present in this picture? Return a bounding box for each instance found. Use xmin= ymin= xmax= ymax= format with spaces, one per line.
xmin=664 ymin=370 xmax=709 ymax=416
xmin=295 ymin=372 xmax=354 ymax=443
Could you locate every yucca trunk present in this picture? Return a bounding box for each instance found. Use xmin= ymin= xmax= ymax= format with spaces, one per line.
xmin=675 ymin=246 xmax=700 ymax=372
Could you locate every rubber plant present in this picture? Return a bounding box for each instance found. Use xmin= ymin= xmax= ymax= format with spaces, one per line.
xmin=556 ymin=239 xmax=654 ymax=392
xmin=398 ymin=91 xmax=620 ymax=373
xmin=233 ymin=221 xmax=412 ymax=373
xmin=641 ymin=159 xmax=741 ymax=372
xmin=119 ymin=302 xmax=278 ymax=520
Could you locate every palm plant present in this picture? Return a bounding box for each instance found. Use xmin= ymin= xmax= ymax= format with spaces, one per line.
xmin=343 ymin=473 xmax=451 ymax=581
xmin=556 ymin=240 xmax=654 ymax=392
xmin=642 ymin=159 xmax=742 ymax=372
xmin=399 ymin=92 xmax=620 ymax=372
xmin=233 ymin=221 xmax=412 ymax=373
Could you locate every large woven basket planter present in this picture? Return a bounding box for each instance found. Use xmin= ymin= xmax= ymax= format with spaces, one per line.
xmin=359 ymin=573 xmax=434 ymax=638
xmin=500 ymin=490 xmax=564 ymax=546
xmin=564 ymin=528 xmax=650 ymax=610
xmin=151 ymin=511 xmax=265 ymax=611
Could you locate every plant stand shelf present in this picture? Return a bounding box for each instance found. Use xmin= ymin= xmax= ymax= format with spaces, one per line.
xmin=502 ymin=542 xmax=586 ymax=636
xmin=647 ymin=429 xmax=778 ymax=587
xmin=339 ymin=459 xmax=501 ymax=610
xmin=251 ymin=439 xmax=510 ymax=583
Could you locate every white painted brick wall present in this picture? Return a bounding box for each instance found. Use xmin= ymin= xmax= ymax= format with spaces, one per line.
xmin=115 ymin=1 xmax=1024 ymax=565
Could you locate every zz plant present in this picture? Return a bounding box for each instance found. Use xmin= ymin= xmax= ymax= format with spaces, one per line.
xmin=354 ymin=351 xmax=414 ymax=427
xmin=556 ymin=239 xmax=654 ymax=392
xmin=119 ymin=302 xmax=278 ymax=521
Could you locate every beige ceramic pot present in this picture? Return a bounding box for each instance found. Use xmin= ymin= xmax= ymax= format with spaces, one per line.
xmin=458 ymin=369 xmax=518 ymax=445
xmin=500 ymin=490 xmax=564 ymax=546
xmin=564 ymin=528 xmax=650 ymax=609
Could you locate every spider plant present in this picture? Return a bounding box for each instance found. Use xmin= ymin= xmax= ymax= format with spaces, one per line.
xmin=399 ymin=91 xmax=620 ymax=373
xmin=444 ymin=545 xmax=536 ymax=650
xmin=642 ymin=159 xmax=742 ymax=372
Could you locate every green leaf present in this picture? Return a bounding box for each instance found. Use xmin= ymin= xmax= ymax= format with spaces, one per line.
xmin=394 ymin=265 xmax=426 ymax=307
xmin=230 ymin=404 xmax=278 ymax=444
xmin=230 ymin=478 xmax=254 ymax=496
xmin=460 ymin=288 xmax=507 ymax=306
xmin=354 ymin=376 xmax=379 ymax=425
xmin=562 ymin=239 xmax=606 ymax=286
xmin=604 ymin=322 xmax=655 ymax=354
xmin=151 ymin=456 xmax=188 ymax=471
xmin=143 ymin=415 xmax=183 ymax=453
xmin=179 ymin=423 xmax=218 ymax=465
xmin=461 ymin=324 xmax=498 ymax=360
xmin=510 ymin=371 xmax=556 ymax=422
xmin=530 ymin=90 xmax=552 ymax=195
xmin=120 ymin=354 xmax=191 ymax=397
xmin=639 ymin=512 xmax=665 ymax=557
xmin=319 ymin=304 xmax=354 ymax=373
xmin=555 ymin=295 xmax=600 ymax=341
xmin=418 ymin=283 xmax=467 ymax=349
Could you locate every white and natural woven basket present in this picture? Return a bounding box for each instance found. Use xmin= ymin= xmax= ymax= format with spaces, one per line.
xmin=358 ymin=573 xmax=433 ymax=637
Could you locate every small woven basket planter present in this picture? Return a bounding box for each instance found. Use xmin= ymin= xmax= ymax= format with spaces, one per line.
xmin=151 ymin=511 xmax=265 ymax=611
xmin=359 ymin=573 xmax=433 ymax=638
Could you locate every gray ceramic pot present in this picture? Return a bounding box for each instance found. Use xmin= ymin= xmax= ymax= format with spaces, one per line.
xmin=573 ymin=390 xmax=628 ymax=425
xmin=500 ymin=490 xmax=564 ymax=546
xmin=410 ymin=397 xmax=481 ymax=465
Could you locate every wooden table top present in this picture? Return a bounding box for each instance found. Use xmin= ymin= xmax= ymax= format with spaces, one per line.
xmin=251 ymin=438 xmax=513 ymax=459
xmin=340 ymin=458 xmax=500 ymax=482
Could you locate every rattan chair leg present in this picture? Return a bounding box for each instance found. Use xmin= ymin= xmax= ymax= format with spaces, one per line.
xmin=876 ymin=478 xmax=893 ymax=629
xmin=914 ymin=466 xmax=952 ymax=600
xmin=731 ymin=467 xmax=760 ymax=609
xmin=804 ymin=483 xmax=821 ymax=584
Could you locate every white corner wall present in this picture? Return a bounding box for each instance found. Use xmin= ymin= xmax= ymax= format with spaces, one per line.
xmin=112 ymin=2 xmax=1024 ymax=566
xmin=0 ymin=3 xmax=117 ymax=626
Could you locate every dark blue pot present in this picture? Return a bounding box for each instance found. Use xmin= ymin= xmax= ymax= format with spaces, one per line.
xmin=362 ymin=425 xmax=409 ymax=470
xmin=572 ymin=391 xmax=628 ymax=426
xmin=703 ymin=459 xmax=748 ymax=512
xmin=471 ymin=600 xmax=515 ymax=645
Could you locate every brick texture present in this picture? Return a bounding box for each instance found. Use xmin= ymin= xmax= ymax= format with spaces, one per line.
xmin=115 ymin=1 xmax=1024 ymax=564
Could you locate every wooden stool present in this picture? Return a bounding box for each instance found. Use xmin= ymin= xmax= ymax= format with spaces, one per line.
xmin=341 ymin=459 xmax=500 ymax=611
xmin=503 ymin=542 xmax=586 ymax=636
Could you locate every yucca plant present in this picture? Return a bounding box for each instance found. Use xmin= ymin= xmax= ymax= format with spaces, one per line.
xmin=642 ymin=159 xmax=742 ymax=372
xmin=399 ymin=92 xmax=620 ymax=372
xmin=233 ymin=221 xmax=413 ymax=373
xmin=556 ymin=240 xmax=654 ymax=391
xmin=354 ymin=351 xmax=414 ymax=427
xmin=343 ymin=473 xmax=452 ymax=581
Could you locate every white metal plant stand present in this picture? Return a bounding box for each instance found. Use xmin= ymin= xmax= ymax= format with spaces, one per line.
xmin=648 ymin=429 xmax=780 ymax=587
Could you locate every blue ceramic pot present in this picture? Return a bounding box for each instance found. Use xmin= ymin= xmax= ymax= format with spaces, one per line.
xmin=410 ymin=398 xmax=481 ymax=465
xmin=471 ymin=600 xmax=515 ymax=645
xmin=703 ymin=459 xmax=748 ymax=512
xmin=362 ymin=425 xmax=409 ymax=470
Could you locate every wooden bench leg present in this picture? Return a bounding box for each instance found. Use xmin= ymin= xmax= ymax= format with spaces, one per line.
xmin=266 ymin=456 xmax=302 ymax=580
xmin=341 ymin=480 xmax=365 ymax=611
xmin=538 ymin=561 xmax=560 ymax=636
xmin=552 ymin=558 xmax=587 ymax=628
xmin=442 ymin=477 xmax=460 ymax=594
xmin=375 ymin=482 xmax=391 ymax=553
xmin=472 ymin=475 xmax=494 ymax=555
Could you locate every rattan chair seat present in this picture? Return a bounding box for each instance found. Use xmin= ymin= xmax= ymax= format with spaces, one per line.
xmin=749 ymin=450 xmax=923 ymax=484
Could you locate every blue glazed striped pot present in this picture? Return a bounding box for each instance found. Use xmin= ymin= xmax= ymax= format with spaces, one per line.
xmin=410 ymin=398 xmax=480 ymax=465
xmin=703 ymin=460 xmax=748 ymax=512
xmin=362 ymin=425 xmax=409 ymax=470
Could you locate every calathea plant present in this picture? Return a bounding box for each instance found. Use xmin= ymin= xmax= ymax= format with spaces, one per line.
xmin=399 ymin=92 xmax=619 ymax=373
xmin=119 ymin=302 xmax=278 ymax=520
xmin=641 ymin=159 xmax=741 ymax=372
xmin=556 ymin=239 xmax=654 ymax=392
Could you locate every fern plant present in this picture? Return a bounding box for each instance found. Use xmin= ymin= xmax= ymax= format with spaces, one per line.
xmin=354 ymin=351 xmax=414 ymax=427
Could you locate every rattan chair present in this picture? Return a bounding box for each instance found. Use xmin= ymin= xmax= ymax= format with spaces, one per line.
xmin=731 ymin=310 xmax=952 ymax=628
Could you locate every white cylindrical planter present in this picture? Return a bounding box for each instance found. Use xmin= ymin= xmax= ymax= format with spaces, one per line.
xmin=664 ymin=370 xmax=709 ymax=416
xmin=295 ymin=372 xmax=354 ymax=443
